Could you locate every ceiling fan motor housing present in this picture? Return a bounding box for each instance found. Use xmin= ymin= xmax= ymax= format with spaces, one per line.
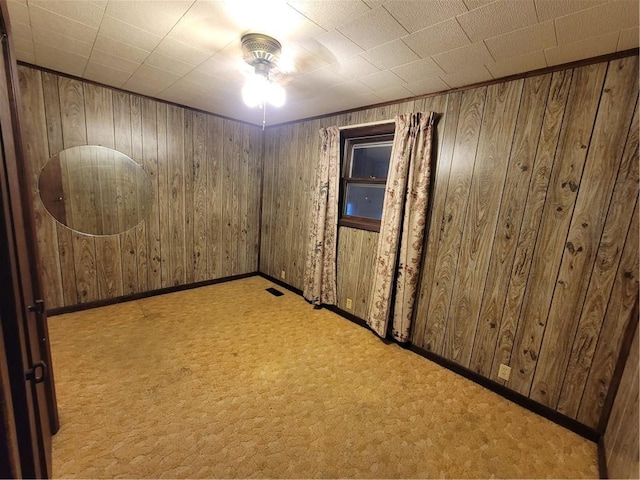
xmin=242 ymin=33 xmax=282 ymax=78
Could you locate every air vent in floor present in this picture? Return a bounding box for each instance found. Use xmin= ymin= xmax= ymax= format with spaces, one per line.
xmin=266 ymin=287 xmax=284 ymax=297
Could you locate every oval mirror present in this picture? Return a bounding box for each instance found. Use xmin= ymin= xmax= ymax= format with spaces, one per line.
xmin=38 ymin=145 xmax=153 ymax=236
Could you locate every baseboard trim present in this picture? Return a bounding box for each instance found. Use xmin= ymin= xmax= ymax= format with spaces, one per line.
xmin=47 ymin=272 xmax=259 ymax=316
xmin=598 ymin=436 xmax=608 ymax=479
xmin=258 ymin=272 xmax=600 ymax=443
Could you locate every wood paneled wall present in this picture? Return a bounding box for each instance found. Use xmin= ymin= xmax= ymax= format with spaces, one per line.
xmin=260 ymin=55 xmax=639 ymax=431
xmin=603 ymin=321 xmax=639 ymax=478
xmin=18 ymin=66 xmax=263 ymax=309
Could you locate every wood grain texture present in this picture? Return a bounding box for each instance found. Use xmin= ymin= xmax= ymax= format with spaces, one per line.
xmin=558 ymin=104 xmax=639 ymax=418
xmin=423 ymin=87 xmax=487 ymax=355
xmin=259 ymin=57 xmax=638 ymax=430
xmin=18 ymin=65 xmax=262 ymax=309
xmin=603 ymin=322 xmax=639 ymax=479
xmin=530 ymin=57 xmax=639 ymax=408
xmin=469 ymin=74 xmax=551 ymax=377
xmin=490 ymin=69 xmax=573 ymax=383
xmin=443 ymin=80 xmax=523 ymax=366
xmin=508 ymin=63 xmax=607 ymax=397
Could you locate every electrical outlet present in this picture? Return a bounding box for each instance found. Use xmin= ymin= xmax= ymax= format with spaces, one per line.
xmin=498 ymin=364 xmax=511 ymax=381
xmin=280 ymin=270 xmax=285 ymax=280
xmin=346 ymin=298 xmax=353 ymax=310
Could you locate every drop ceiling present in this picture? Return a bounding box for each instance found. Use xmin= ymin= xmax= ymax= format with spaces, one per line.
xmin=6 ymin=0 xmax=639 ymax=126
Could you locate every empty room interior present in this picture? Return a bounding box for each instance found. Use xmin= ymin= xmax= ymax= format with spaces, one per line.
xmin=0 ymin=0 xmax=638 ymax=478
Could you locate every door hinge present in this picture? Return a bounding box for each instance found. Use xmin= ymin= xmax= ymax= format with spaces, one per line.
xmin=28 ymin=299 xmax=45 ymax=315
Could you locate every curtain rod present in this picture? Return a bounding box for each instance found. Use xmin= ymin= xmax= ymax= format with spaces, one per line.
xmin=338 ymin=119 xmax=394 ymax=130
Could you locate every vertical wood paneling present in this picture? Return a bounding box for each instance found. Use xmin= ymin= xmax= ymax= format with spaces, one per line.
xmin=156 ymin=103 xmax=171 ymax=288
xmin=508 ymin=63 xmax=607 ymax=396
xmin=167 ymin=105 xmax=185 ymax=286
xmin=530 ymin=57 xmax=638 ymax=408
xmin=113 ymin=90 xmax=138 ymax=295
xmin=412 ymin=92 xmax=460 ymax=347
xmin=490 ymin=69 xmax=573 ymax=382
xmin=20 ymin=65 xmax=262 ymax=310
xmin=84 ymin=83 xmax=124 ymax=300
xmin=604 ymin=322 xmax=639 ymax=479
xmin=578 ymin=207 xmax=639 ymax=427
xmin=207 ymin=115 xmax=223 ymax=279
xmin=423 ymin=87 xmax=487 ymax=354
xmin=557 ymin=105 xmax=639 ymax=417
xmin=443 ymin=80 xmax=523 ymax=366
xmin=193 ymin=112 xmax=208 ymax=281
xmin=259 ymin=56 xmax=638 ymax=431
xmin=18 ymin=68 xmax=64 ymax=308
xmin=469 ymin=74 xmax=551 ymax=376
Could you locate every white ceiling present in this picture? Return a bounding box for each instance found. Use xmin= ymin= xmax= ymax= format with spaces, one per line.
xmin=6 ymin=0 xmax=640 ymax=126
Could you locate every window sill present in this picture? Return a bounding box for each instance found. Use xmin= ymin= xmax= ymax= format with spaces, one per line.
xmin=339 ymin=217 xmax=381 ymax=233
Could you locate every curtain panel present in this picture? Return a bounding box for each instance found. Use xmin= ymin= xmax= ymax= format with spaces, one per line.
xmin=367 ymin=112 xmax=436 ymax=341
xmin=302 ymin=126 xmax=340 ymax=306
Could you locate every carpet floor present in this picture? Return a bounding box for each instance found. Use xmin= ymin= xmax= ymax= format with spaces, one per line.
xmin=48 ymin=276 xmax=598 ymax=478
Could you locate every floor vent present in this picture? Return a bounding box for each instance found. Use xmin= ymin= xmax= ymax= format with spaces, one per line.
xmin=266 ymin=287 xmax=284 ymax=297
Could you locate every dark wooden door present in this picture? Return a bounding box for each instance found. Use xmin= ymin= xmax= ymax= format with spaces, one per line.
xmin=0 ymin=0 xmax=58 ymax=477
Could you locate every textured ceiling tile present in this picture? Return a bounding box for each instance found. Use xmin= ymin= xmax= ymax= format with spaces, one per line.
xmin=144 ymin=52 xmax=195 ymax=76
xmin=83 ymin=61 xmax=131 ymax=87
xmin=544 ymin=31 xmax=619 ymax=65
xmin=29 ymin=0 xmax=105 ymax=28
xmin=327 ymin=79 xmax=373 ymax=97
xmin=361 ymin=39 xmax=420 ymax=70
xmin=12 ymin=36 xmax=33 ymax=54
xmin=404 ymin=75 xmax=449 ymax=96
xmin=90 ymin=49 xmax=142 ymax=75
xmin=433 ymin=42 xmax=494 ymax=73
xmin=10 ymin=22 xmax=33 ymax=44
xmin=99 ymin=15 xmax=163 ymax=52
xmin=104 ymin=0 xmax=194 ymax=37
xmin=29 ymin=4 xmax=98 ymax=43
xmin=544 ymin=32 xmax=619 ymax=66
xmin=485 ymin=21 xmax=556 ymax=60
xmin=403 ymin=18 xmax=470 ymax=58
xmin=456 ymin=0 xmax=537 ymax=41
xmin=618 ymin=26 xmax=640 ymax=50
xmin=358 ymin=70 xmax=403 ymax=90
xmin=462 ymin=0 xmax=495 ymax=9
xmin=287 ymin=0 xmax=371 ymax=30
xmin=165 ymin=1 xmax=237 ymax=56
xmin=383 ymin=0 xmax=468 ymax=33
xmin=7 ymin=0 xmax=30 ymax=25
xmin=313 ymin=30 xmax=363 ymax=59
xmin=32 ymin=26 xmax=94 ymax=58
xmin=93 ymin=35 xmax=151 ymax=64
xmin=88 ymin=0 xmax=108 ymax=7
xmin=363 ymin=0 xmax=385 ymax=7
xmin=14 ymin=48 xmax=36 ymax=64
xmin=160 ymin=77 xmax=212 ymax=98
xmin=392 ymin=58 xmax=446 ymax=82
xmin=555 ymin=0 xmax=639 ymax=44
xmin=34 ymin=43 xmax=88 ymax=77
xmin=337 ymin=7 xmax=408 ymax=49
xmin=123 ymin=64 xmax=181 ymax=96
xmin=440 ymin=65 xmax=493 ymax=88
xmin=195 ymin=58 xmax=243 ymax=82
xmin=154 ymin=38 xmax=211 ymax=67
xmin=485 ymin=50 xmax=547 ymax=78
xmin=373 ymin=84 xmax=413 ymax=102
xmin=534 ymin=0 xmax=607 ymax=22
xmin=327 ymin=55 xmax=380 ymax=79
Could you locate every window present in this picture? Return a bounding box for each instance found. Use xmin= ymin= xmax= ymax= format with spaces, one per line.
xmin=339 ymin=124 xmax=395 ymax=232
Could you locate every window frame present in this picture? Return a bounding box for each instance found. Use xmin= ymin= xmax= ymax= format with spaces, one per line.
xmin=338 ymin=123 xmax=395 ymax=233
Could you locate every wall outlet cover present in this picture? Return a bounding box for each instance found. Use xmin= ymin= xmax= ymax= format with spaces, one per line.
xmin=346 ymin=298 xmax=353 ymax=310
xmin=280 ymin=270 xmax=285 ymax=280
xmin=498 ymin=364 xmax=511 ymax=381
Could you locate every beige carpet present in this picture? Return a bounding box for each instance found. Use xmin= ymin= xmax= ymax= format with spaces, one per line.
xmin=48 ymin=276 xmax=598 ymax=478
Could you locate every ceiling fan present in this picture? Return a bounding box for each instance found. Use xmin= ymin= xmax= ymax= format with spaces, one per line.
xmin=240 ymin=33 xmax=287 ymax=109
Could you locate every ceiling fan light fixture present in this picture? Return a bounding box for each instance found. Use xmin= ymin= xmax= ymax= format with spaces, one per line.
xmin=241 ymin=33 xmax=286 ymax=109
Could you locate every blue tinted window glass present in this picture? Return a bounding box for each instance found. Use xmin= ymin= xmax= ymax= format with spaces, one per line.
xmin=344 ymin=184 xmax=385 ymax=220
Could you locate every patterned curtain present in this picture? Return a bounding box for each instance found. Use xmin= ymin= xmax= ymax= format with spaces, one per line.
xmin=302 ymin=126 xmax=340 ymax=306
xmin=366 ymin=112 xmax=436 ymax=341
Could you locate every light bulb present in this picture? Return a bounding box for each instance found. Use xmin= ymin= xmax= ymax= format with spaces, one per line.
xmin=268 ymin=82 xmax=285 ymax=107
xmin=242 ymin=75 xmax=268 ymax=107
